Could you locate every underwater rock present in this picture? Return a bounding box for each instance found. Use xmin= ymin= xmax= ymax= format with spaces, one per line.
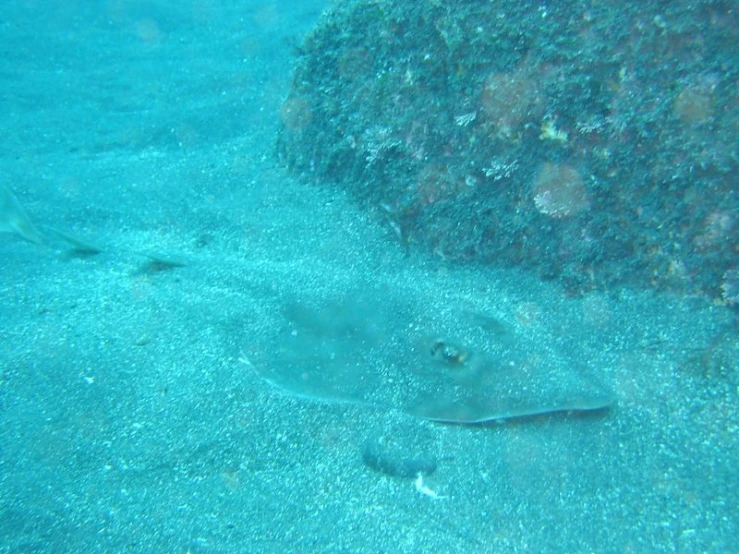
xmin=277 ymin=0 xmax=738 ymax=300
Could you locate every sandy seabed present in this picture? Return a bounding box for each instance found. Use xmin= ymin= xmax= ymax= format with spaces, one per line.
xmin=1 ymin=2 xmax=737 ymax=552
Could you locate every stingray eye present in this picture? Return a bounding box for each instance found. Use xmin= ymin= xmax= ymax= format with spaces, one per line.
xmin=430 ymin=339 xmax=469 ymax=366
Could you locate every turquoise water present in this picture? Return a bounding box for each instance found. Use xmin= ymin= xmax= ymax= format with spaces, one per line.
xmin=1 ymin=2 xmax=737 ymax=552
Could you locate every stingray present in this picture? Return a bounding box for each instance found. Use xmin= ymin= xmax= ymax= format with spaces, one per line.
xmin=1 ymin=185 xmax=190 ymax=267
xmin=1 ymin=184 xmax=106 ymax=255
xmin=249 ymin=288 xmax=615 ymax=423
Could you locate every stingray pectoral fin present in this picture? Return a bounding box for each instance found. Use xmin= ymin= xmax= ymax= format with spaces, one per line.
xmin=9 ymin=216 xmax=46 ymax=245
xmin=405 ymin=390 xmax=615 ymax=424
xmin=46 ymin=227 xmax=104 ymax=255
xmin=1 ymin=185 xmax=46 ymax=245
